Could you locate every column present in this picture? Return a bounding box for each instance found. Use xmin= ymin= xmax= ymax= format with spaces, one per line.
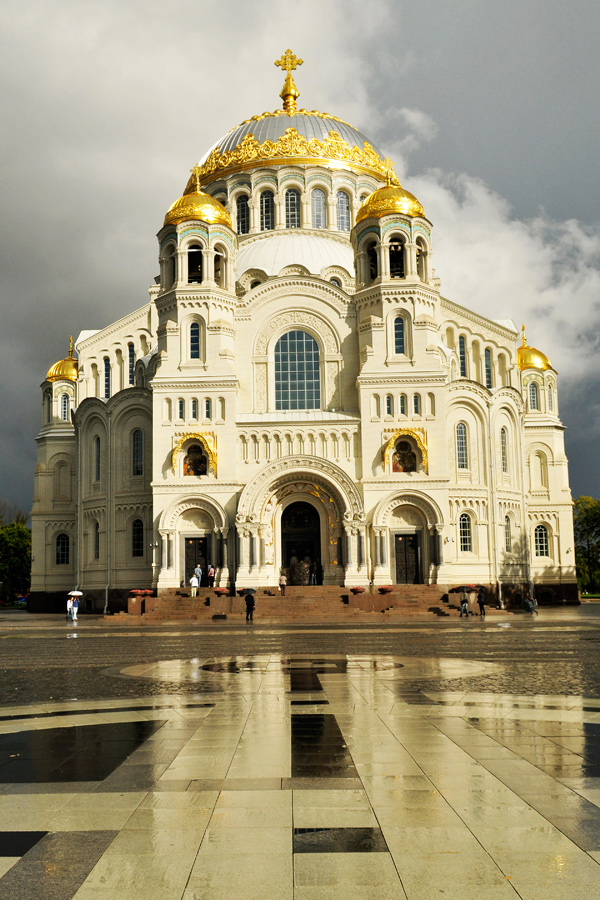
xmin=203 ymin=249 xmax=216 ymax=284
xmin=405 ymin=241 xmax=417 ymax=277
xmin=327 ymin=195 xmax=337 ymax=231
xmin=249 ymin=198 xmax=259 ymax=234
xmin=378 ymin=241 xmax=389 ymax=279
xmin=176 ymin=249 xmax=185 ymax=286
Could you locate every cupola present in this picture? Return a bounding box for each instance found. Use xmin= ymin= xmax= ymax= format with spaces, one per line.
xmin=45 ymin=336 xmax=78 ymax=383
xmin=356 ymin=182 xmax=425 ymax=223
xmin=517 ymin=325 xmax=552 ymax=371
xmin=164 ymin=188 xmax=232 ymax=228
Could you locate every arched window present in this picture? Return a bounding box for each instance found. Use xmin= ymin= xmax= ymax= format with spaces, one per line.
xmin=165 ymin=245 xmax=176 ymax=287
xmin=205 ymin=398 xmax=212 ymax=420
xmin=128 ymin=343 xmax=135 ymax=385
xmin=456 ymin=423 xmax=468 ymax=469
xmin=311 ymin=188 xmax=326 ymax=228
xmin=459 ymin=336 xmax=467 ymax=377
xmin=188 ymin=244 xmax=203 ymax=284
xmin=366 ymin=241 xmax=378 ymax=281
xmin=547 ymin=384 xmax=554 ymax=411
xmin=285 ymin=189 xmax=301 ymax=228
xmin=336 ymin=191 xmax=350 ymax=231
xmin=45 ymin=393 xmax=51 ymax=423
xmin=94 ymin=521 xmax=100 ymax=559
xmin=56 ymin=533 xmax=69 ymax=565
xmin=178 ymin=399 xmax=185 ymax=420
xmin=190 ymin=322 xmax=200 ymax=360
xmin=389 ymin=239 xmax=405 ymax=278
xmin=191 ymin=399 xmax=198 ymax=419
xmin=371 ymin=394 xmax=380 ymax=418
xmin=60 ymin=393 xmax=69 ymax=421
xmin=459 ymin=513 xmax=472 ymax=552
xmin=330 ymin=277 xmax=342 ymax=287
xmin=535 ymin=524 xmax=549 ymax=557
xmin=219 ymin=397 xmax=225 ymax=419
xmin=385 ymin=395 xmax=393 ymax=416
xmin=275 ymin=330 xmax=320 ymax=410
xmin=500 ymin=427 xmax=508 ymax=473
xmin=485 ymin=348 xmax=493 ymax=389
xmin=132 ymin=519 xmax=144 ymax=557
xmin=505 ymin=516 xmax=511 ymax=552
xmin=132 ymin=429 xmax=143 ymax=477
xmin=529 ymin=382 xmax=540 ymax=410
xmin=103 ymin=357 xmax=111 ymax=399
xmin=94 ymin=436 xmax=101 ymax=482
xmin=394 ymin=317 xmax=405 ymax=354
xmin=260 ymin=190 xmax=275 ymax=231
xmin=214 ymin=250 xmax=224 ymax=288
xmin=416 ymin=239 xmax=427 ymax=281
xmin=236 ymin=195 xmax=249 ymax=235
xmin=399 ymin=394 xmax=407 ymax=416
xmin=413 ymin=393 xmax=421 ymax=415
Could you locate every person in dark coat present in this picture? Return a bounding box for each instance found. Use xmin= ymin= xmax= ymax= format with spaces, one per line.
xmin=477 ymin=587 xmax=486 ymax=617
xmin=245 ymin=593 xmax=255 ymax=622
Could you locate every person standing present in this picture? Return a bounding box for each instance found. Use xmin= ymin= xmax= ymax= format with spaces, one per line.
xmin=279 ymin=572 xmax=287 ymax=596
xmin=477 ymin=587 xmax=486 ymax=617
xmin=245 ymin=592 xmax=255 ymax=623
xmin=207 ymin=564 xmax=215 ymax=588
xmin=194 ymin=563 xmax=202 ymax=586
xmin=460 ymin=588 xmax=469 ymax=618
xmin=71 ymin=597 xmax=79 ymax=621
xmin=190 ymin=574 xmax=199 ymax=598
xmin=66 ymin=596 xmax=73 ymax=622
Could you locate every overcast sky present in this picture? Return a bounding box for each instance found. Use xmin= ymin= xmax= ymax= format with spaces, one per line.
xmin=1 ymin=0 xmax=599 ymax=514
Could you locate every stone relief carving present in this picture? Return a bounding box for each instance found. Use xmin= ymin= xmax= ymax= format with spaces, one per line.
xmin=255 ymin=311 xmax=338 ymax=355
xmin=255 ymin=363 xmax=267 ymax=412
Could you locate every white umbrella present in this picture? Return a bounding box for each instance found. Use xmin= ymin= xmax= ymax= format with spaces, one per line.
xmin=68 ymin=590 xmax=83 ymax=596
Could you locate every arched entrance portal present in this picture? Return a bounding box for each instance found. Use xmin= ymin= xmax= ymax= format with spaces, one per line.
xmin=281 ymin=501 xmax=322 ymax=585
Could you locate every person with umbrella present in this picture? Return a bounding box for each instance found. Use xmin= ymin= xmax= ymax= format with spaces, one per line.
xmin=242 ymin=588 xmax=256 ymax=623
xmin=68 ymin=590 xmax=83 ymax=622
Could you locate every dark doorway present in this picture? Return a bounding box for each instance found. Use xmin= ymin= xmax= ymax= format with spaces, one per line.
xmin=281 ymin=502 xmax=321 ymax=585
xmin=394 ymin=533 xmax=422 ymax=584
xmin=185 ymin=537 xmax=210 ymax=586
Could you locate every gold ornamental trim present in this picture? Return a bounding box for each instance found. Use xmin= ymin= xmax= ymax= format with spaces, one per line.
xmin=171 ymin=432 xmax=217 ymax=476
xmin=239 ymin=108 xmax=354 ymax=128
xmin=187 ymin=128 xmax=399 ymax=190
xmin=383 ymin=428 xmax=428 ymax=474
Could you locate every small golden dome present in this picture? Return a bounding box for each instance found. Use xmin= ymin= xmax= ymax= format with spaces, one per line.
xmin=356 ymin=184 xmax=425 ymax=223
xmin=517 ymin=325 xmax=552 ymax=371
xmin=46 ymin=337 xmax=78 ymax=382
xmin=164 ymin=190 xmax=232 ymax=228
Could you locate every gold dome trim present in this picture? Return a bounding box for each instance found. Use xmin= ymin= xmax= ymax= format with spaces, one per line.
xmin=46 ymin=335 xmax=79 ymax=383
xmin=164 ymin=191 xmax=232 ymax=228
xmin=517 ymin=324 xmax=552 ymax=371
xmin=239 ymin=108 xmax=354 ymax=128
xmin=356 ymin=184 xmax=425 ymax=222
xmin=188 ymin=128 xmax=399 ymax=190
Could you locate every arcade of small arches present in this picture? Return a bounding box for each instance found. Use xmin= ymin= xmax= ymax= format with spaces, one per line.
xmin=357 ymin=230 xmax=432 ymax=286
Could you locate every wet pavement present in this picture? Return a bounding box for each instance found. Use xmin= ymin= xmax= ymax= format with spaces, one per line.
xmin=1 ymin=605 xmax=600 ymax=897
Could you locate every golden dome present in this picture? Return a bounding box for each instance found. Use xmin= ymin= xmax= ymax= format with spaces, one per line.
xmin=517 ymin=325 xmax=552 ymax=371
xmin=46 ymin=337 xmax=78 ymax=382
xmin=356 ymin=183 xmax=425 ymax=223
xmin=164 ymin=189 xmax=232 ymax=228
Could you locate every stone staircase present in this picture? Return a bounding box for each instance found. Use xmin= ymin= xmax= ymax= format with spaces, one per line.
xmin=119 ymin=584 xmax=505 ymax=622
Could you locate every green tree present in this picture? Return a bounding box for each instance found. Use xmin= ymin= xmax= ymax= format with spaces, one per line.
xmin=573 ymin=496 xmax=600 ymax=592
xmin=0 ymin=523 xmax=31 ymax=602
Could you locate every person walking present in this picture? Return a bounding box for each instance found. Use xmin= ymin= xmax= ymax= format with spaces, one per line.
xmin=190 ymin=574 xmax=199 ymax=598
xmin=207 ymin=564 xmax=215 ymax=588
xmin=477 ymin=587 xmax=486 ymax=617
xmin=71 ymin=596 xmax=79 ymax=621
xmin=194 ymin=563 xmax=202 ymax=586
xmin=66 ymin=596 xmax=73 ymax=622
xmin=460 ymin=588 xmax=469 ymax=618
xmin=279 ymin=572 xmax=287 ymax=596
xmin=245 ymin=592 xmax=255 ymax=623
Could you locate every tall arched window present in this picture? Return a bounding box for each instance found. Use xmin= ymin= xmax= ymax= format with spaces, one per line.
xmin=535 ymin=524 xmax=549 ymax=557
xmin=416 ymin=239 xmax=427 ymax=280
xmin=485 ymin=348 xmax=493 ymax=389
xmin=94 ymin=521 xmax=100 ymax=559
xmin=413 ymin=393 xmax=421 ymax=415
xmin=56 ymin=533 xmax=69 ymax=565
xmin=205 ymin=398 xmax=212 ymax=420
xmin=500 ymin=427 xmax=508 ymax=473
xmin=504 ymin=516 xmax=511 ymax=552
xmin=529 ymin=382 xmax=540 ymax=410
xmin=45 ymin=393 xmax=51 ymax=423
xmin=275 ymin=330 xmax=320 ymax=410
xmin=94 ymin=436 xmax=101 ymax=482
xmin=165 ymin=245 xmax=176 ymax=287
xmin=187 ymin=244 xmax=203 ymax=284
xmin=459 ymin=513 xmax=472 ymax=552
xmin=132 ymin=429 xmax=143 ymax=477
xmin=311 ymin=189 xmax=326 ymax=229
xmin=459 ymin=336 xmax=467 ymax=377
xmin=285 ymin=189 xmax=301 ymax=228
xmin=236 ymin=195 xmax=249 ymax=235
xmin=389 ymin=239 xmax=405 ymax=278
xmin=192 ymin=399 xmax=198 ymax=419
xmin=456 ymin=423 xmax=468 ymax=469
xmin=190 ymin=322 xmax=200 ymax=360
xmin=548 ymin=384 xmax=554 ymax=411
xmin=178 ymin=399 xmax=185 ymax=420
xmin=394 ymin=317 xmax=405 ymax=354
xmin=128 ymin=343 xmax=135 ymax=385
xmin=399 ymin=394 xmax=407 ymax=416
xmin=260 ymin=190 xmax=275 ymax=231
xmin=214 ymin=250 xmax=224 ymax=288
xmin=132 ymin=519 xmax=144 ymax=557
xmin=386 ymin=395 xmax=393 ymax=416
xmin=60 ymin=393 xmax=69 ymax=421
xmin=103 ymin=357 xmax=111 ymax=399
xmin=366 ymin=241 xmax=378 ymax=281
xmin=336 ymin=191 xmax=350 ymax=231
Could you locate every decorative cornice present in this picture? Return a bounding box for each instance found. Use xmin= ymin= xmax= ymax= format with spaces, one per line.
xmin=440 ymin=297 xmax=518 ymax=342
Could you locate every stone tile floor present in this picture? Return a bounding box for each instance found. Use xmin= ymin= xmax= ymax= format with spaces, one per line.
xmin=0 ymin=606 xmax=600 ymax=897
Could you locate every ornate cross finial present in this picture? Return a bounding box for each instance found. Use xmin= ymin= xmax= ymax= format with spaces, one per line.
xmin=69 ymin=335 xmax=73 ymax=357
xmin=189 ymin=165 xmax=202 ymax=192
xmin=521 ymin=323 xmax=527 ymax=346
xmin=275 ymin=49 xmax=303 ymax=113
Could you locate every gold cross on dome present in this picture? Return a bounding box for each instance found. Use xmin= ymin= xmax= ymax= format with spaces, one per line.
xmin=274 ymin=49 xmax=303 ymax=76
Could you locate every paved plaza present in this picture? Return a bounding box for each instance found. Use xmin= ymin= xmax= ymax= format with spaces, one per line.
xmin=1 ymin=607 xmax=600 ymax=898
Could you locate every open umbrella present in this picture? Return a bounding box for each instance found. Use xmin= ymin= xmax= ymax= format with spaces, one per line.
xmin=68 ymin=590 xmax=83 ymax=596
xmin=241 ymin=588 xmax=257 ymax=596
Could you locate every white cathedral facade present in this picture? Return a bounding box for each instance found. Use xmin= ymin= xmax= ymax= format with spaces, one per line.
xmin=31 ymin=54 xmax=578 ymax=611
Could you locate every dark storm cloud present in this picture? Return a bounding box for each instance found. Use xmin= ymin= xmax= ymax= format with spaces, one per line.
xmin=1 ymin=0 xmax=598 ymax=512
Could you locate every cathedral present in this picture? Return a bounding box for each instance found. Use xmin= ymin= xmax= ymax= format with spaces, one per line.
xmin=30 ymin=52 xmax=578 ymax=611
